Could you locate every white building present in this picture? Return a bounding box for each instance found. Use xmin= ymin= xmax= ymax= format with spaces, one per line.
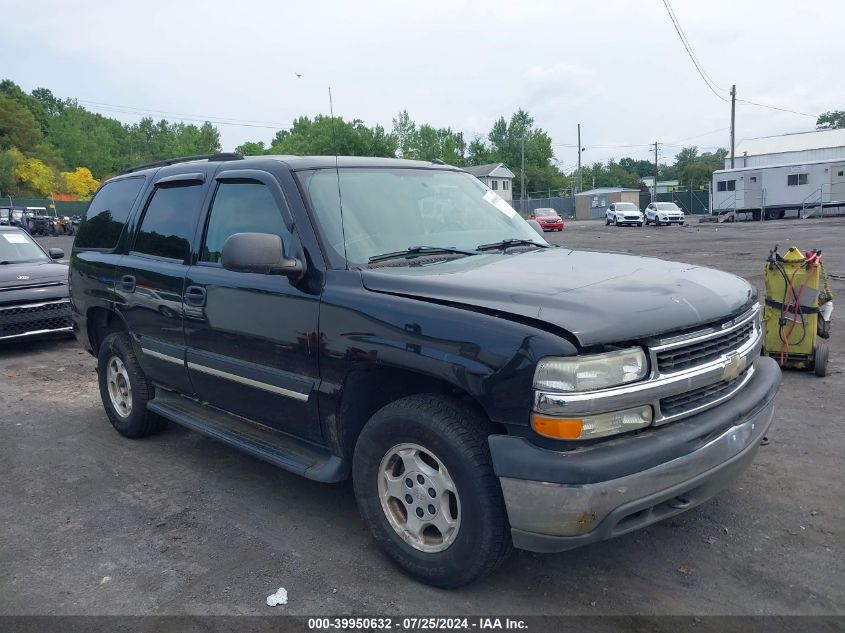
xmin=640 ymin=177 xmax=680 ymax=194
xmin=726 ymin=129 xmax=845 ymax=169
xmin=712 ymin=157 xmax=845 ymax=219
xmin=464 ymin=163 xmax=515 ymax=201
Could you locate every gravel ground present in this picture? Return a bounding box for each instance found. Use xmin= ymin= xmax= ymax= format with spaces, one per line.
xmin=0 ymin=221 xmax=843 ymax=616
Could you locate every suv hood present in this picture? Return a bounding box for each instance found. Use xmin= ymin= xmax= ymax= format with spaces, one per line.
xmin=0 ymin=261 xmax=67 ymax=290
xmin=361 ymin=249 xmax=755 ymax=346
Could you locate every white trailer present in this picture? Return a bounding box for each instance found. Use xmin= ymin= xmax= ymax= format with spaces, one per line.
xmin=712 ymin=157 xmax=845 ymax=220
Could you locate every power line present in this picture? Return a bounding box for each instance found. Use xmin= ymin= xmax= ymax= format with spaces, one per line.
xmin=660 ymin=0 xmax=728 ymax=102
xmin=76 ymin=99 xmax=291 ymax=127
xmin=675 ymin=126 xmax=730 ymax=142
xmin=736 ymin=98 xmax=817 ymax=118
xmin=662 ymin=0 xmax=725 ymax=93
xmin=77 ymin=101 xmax=290 ymax=130
xmin=660 ymin=0 xmax=820 ymax=119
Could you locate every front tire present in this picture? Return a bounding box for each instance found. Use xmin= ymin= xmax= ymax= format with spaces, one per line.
xmin=352 ymin=395 xmax=512 ymax=588
xmin=97 ymin=332 xmax=166 ymax=438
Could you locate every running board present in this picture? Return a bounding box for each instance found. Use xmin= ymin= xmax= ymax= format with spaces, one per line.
xmin=147 ymin=392 xmax=349 ymax=483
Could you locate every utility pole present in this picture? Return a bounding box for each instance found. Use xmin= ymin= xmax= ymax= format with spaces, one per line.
xmin=520 ymin=135 xmax=526 ymax=204
xmin=577 ymin=123 xmax=582 ymax=193
xmin=730 ymin=84 xmax=736 ymax=168
xmin=653 ymin=142 xmax=660 ymax=202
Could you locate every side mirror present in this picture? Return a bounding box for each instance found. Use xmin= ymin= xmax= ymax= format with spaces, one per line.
xmin=529 ymin=214 xmax=535 ymax=219
xmin=48 ymin=247 xmax=64 ymax=260
xmin=221 ymin=232 xmax=301 ymax=276
xmin=527 ymin=219 xmax=544 ymax=235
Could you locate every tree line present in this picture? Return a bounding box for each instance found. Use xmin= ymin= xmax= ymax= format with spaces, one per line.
xmin=12 ymin=78 xmax=833 ymax=201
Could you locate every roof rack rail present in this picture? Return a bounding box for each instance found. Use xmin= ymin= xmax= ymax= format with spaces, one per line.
xmin=120 ymin=152 xmax=244 ymax=175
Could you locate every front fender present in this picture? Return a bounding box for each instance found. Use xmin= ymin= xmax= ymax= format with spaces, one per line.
xmin=318 ymin=270 xmax=578 ymax=428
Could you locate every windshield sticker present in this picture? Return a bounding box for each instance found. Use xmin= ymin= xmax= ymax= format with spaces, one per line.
xmin=483 ymin=190 xmax=517 ymax=218
xmin=3 ymin=233 xmax=29 ymax=244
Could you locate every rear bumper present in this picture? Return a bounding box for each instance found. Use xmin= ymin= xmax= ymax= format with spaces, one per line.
xmin=489 ymin=356 xmax=780 ymax=552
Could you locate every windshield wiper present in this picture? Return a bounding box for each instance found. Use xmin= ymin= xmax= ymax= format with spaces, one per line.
xmin=368 ymin=245 xmax=478 ymax=264
xmin=476 ymin=238 xmax=549 ymax=252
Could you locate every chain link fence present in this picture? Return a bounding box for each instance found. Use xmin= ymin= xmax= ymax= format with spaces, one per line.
xmin=0 ymin=197 xmax=90 ymax=217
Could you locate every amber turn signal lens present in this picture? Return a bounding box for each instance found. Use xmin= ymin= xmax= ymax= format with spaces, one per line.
xmin=531 ymin=415 xmax=584 ymax=439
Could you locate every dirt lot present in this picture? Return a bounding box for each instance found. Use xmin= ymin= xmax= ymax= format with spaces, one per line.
xmin=1 ymin=221 xmax=843 ymax=616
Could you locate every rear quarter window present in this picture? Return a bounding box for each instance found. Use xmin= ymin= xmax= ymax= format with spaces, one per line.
xmin=74 ymin=177 xmax=145 ymax=249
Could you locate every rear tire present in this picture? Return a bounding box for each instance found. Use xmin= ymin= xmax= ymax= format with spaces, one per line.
xmin=97 ymin=332 xmax=166 ymax=438
xmin=352 ymin=394 xmax=512 ymax=588
xmin=814 ymin=342 xmax=829 ymax=377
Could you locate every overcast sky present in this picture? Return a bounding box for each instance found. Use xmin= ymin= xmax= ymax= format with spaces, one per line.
xmin=3 ymin=0 xmax=843 ymax=169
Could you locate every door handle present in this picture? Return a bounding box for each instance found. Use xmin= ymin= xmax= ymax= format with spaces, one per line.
xmin=120 ymin=275 xmax=136 ymax=292
xmin=184 ymin=285 xmax=207 ymax=307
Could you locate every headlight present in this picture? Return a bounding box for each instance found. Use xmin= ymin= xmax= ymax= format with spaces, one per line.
xmin=532 ymin=405 xmax=653 ymax=440
xmin=533 ymin=348 xmax=648 ymax=392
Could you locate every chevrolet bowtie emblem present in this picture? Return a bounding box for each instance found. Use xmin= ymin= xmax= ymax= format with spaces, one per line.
xmin=722 ymin=353 xmax=747 ymax=381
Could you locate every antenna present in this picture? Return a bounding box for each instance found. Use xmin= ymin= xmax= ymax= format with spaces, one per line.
xmin=328 ymin=86 xmax=349 ymax=268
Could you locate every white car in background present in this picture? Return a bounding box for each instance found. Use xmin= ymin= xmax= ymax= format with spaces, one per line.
xmin=644 ymin=201 xmax=685 ymax=226
xmin=605 ymin=202 xmax=643 ymax=227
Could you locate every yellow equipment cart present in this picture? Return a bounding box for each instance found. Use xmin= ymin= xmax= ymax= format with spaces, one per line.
xmin=763 ymin=246 xmax=832 ymax=376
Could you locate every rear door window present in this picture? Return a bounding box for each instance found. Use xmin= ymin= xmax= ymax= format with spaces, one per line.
xmin=75 ymin=177 xmax=145 ymax=249
xmin=133 ymin=183 xmax=205 ymax=261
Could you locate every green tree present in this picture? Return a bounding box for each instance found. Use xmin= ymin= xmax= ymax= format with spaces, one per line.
xmin=467 ymin=137 xmax=492 ymax=165
xmin=474 ymin=109 xmax=563 ymax=196
xmin=392 ymin=110 xmax=417 ymax=159
xmin=0 ymin=80 xmax=50 ymax=136
xmin=48 ymin=103 xmax=124 ymax=177
xmin=267 ymin=115 xmax=397 ymax=157
xmin=672 ymin=146 xmax=728 ymax=186
xmin=0 ymin=149 xmax=18 ymax=195
xmin=816 ymin=110 xmax=845 ymax=130
xmin=0 ymin=95 xmax=44 ymax=153
xmin=619 ymin=157 xmax=655 ymax=179
xmin=235 ymin=140 xmax=266 ymax=155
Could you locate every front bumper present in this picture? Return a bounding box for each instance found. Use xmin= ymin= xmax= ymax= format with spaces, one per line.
xmin=0 ymin=298 xmax=73 ymax=341
xmin=489 ymin=356 xmax=780 ymax=552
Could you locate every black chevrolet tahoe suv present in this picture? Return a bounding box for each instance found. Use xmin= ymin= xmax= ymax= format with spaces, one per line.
xmin=69 ymin=154 xmax=781 ymax=587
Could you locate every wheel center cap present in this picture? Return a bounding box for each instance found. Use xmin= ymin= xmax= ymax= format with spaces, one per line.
xmin=413 ymin=487 xmax=427 ymax=504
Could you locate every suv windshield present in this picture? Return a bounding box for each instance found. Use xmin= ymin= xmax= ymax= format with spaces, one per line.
xmin=296 ymin=168 xmax=546 ymax=265
xmin=0 ymin=230 xmax=49 ymax=264
xmin=616 ymin=203 xmax=638 ymax=211
xmin=656 ymin=203 xmax=680 ymax=211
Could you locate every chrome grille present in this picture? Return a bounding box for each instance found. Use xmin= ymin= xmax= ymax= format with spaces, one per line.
xmin=656 ymin=321 xmax=754 ymax=373
xmin=659 ymin=369 xmax=749 ymax=418
xmin=0 ymin=300 xmax=72 ymax=339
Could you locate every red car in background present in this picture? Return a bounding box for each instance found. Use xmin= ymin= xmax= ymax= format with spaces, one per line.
xmin=529 ymin=208 xmax=564 ymax=232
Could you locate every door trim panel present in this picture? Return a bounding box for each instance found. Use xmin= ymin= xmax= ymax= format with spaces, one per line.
xmin=185 ymin=348 xmax=312 ymax=402
xmin=134 ymin=336 xmax=186 ymax=365
xmin=142 ymin=348 xmax=184 ymax=365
